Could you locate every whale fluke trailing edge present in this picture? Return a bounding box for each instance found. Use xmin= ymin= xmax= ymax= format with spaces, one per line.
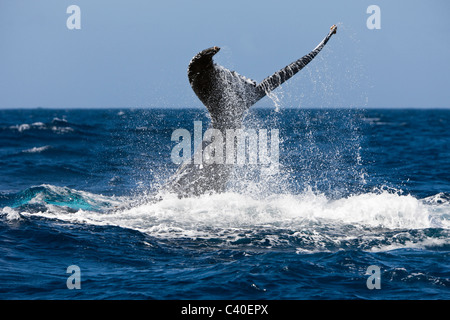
xmin=163 ymin=25 xmax=338 ymax=197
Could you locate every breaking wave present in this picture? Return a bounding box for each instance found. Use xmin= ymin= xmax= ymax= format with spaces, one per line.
xmin=2 ymin=184 xmax=448 ymax=253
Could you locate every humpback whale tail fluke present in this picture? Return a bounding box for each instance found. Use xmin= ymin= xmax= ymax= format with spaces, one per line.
xmin=164 ymin=25 xmax=337 ymax=197
xmin=186 ymin=25 xmax=337 ymax=129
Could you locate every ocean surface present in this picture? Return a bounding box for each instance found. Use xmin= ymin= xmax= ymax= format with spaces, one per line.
xmin=0 ymin=108 xmax=449 ymax=300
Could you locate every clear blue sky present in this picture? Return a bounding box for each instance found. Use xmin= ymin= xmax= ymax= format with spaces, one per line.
xmin=0 ymin=0 xmax=449 ymax=109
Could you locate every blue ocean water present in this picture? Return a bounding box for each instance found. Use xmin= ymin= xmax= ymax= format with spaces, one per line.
xmin=0 ymin=108 xmax=449 ymax=300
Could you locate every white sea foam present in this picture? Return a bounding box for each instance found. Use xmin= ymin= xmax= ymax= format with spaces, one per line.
xmin=9 ymin=121 xmax=73 ymax=134
xmin=10 ymin=124 xmax=31 ymax=132
xmin=51 ymin=126 xmax=73 ymax=134
xmin=22 ymin=145 xmax=52 ymax=153
xmin=31 ymin=122 xmax=46 ymax=128
xmin=12 ymin=186 xmax=448 ymax=253
xmin=52 ymin=117 xmax=68 ymax=123
xmin=1 ymin=207 xmax=22 ymax=221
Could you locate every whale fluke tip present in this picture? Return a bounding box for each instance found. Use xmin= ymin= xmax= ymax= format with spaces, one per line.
xmin=331 ymin=24 xmax=337 ymax=34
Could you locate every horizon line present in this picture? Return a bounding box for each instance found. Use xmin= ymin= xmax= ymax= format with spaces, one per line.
xmin=1 ymin=106 xmax=449 ymax=111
